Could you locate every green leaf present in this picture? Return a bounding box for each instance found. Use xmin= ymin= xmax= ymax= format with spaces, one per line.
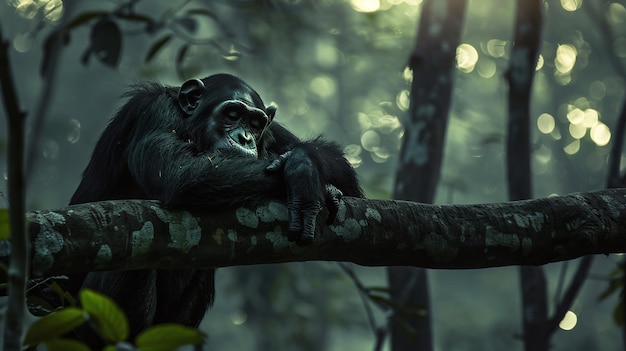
xmin=45 ymin=338 xmax=91 ymax=351
xmin=26 ymin=295 xmax=56 ymax=316
xmin=135 ymin=324 xmax=205 ymax=351
xmin=80 ymin=289 xmax=129 ymax=343
xmin=46 ymin=280 xmax=77 ymax=307
xmin=90 ymin=18 xmax=122 ymax=68
xmin=145 ymin=35 xmax=172 ymax=63
xmin=23 ymin=307 xmax=87 ymax=346
xmin=0 ymin=208 xmax=9 ymax=240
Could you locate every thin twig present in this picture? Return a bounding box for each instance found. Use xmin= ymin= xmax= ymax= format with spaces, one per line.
xmin=547 ymin=256 xmax=594 ymax=332
xmin=336 ymin=262 xmax=378 ymax=334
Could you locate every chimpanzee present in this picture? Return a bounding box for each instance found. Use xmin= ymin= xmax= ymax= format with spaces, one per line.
xmin=68 ymin=73 xmax=362 ymax=344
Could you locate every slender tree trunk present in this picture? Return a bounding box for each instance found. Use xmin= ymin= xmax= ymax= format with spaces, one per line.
xmin=505 ymin=2 xmax=549 ymax=350
xmin=0 ymin=22 xmax=28 ymax=351
xmin=388 ymin=1 xmax=467 ymax=350
xmin=586 ymin=2 xmax=626 ymax=345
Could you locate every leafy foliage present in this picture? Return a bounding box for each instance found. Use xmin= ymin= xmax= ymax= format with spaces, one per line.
xmin=23 ymin=289 xmax=204 ymax=351
xmin=45 ymin=337 xmax=92 ymax=351
xmin=80 ymin=289 xmax=129 ymax=343
xmin=23 ymin=307 xmax=87 ymax=346
xmin=86 ymin=19 xmax=122 ymax=68
xmin=37 ymin=3 xmax=235 ymax=79
xmin=135 ymin=324 xmax=205 ymax=351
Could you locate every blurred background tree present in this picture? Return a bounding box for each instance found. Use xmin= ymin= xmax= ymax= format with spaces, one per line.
xmin=0 ymin=0 xmax=624 ymax=350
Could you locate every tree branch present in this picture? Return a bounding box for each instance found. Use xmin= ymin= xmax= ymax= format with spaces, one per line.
xmin=1 ymin=189 xmax=624 ymax=277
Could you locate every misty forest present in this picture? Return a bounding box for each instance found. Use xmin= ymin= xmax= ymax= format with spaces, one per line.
xmin=0 ymin=0 xmax=625 ymax=350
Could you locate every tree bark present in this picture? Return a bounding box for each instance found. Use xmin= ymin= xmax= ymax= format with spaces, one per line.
xmin=2 ymin=190 xmax=624 ymax=278
xmin=504 ymin=1 xmax=550 ymax=350
xmin=389 ymin=1 xmax=468 ymax=349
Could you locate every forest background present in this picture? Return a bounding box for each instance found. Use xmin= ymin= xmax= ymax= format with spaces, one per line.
xmin=0 ymin=0 xmax=624 ymax=350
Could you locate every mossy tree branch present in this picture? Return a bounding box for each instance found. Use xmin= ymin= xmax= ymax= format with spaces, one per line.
xmin=2 ymin=190 xmax=625 ymax=277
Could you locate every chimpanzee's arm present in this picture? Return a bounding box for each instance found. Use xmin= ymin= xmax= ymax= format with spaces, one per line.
xmin=266 ymin=139 xmax=363 ymax=243
xmin=127 ymin=127 xmax=360 ymax=242
xmin=127 ymin=128 xmax=361 ymax=205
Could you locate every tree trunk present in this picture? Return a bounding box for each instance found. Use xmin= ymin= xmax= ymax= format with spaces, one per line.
xmin=505 ymin=2 xmax=549 ymax=351
xmin=388 ymin=1 xmax=468 ymax=350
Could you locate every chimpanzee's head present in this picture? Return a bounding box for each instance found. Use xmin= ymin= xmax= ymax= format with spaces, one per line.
xmin=177 ymin=74 xmax=277 ymax=158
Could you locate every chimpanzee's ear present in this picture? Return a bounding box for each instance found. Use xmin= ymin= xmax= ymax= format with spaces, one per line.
xmin=178 ymin=78 xmax=206 ymax=115
xmin=266 ymin=105 xmax=277 ymax=122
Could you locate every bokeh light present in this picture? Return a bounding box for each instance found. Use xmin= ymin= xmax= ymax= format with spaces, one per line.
xmin=560 ymin=0 xmax=582 ymax=12
xmin=536 ymin=54 xmax=544 ymax=71
xmin=574 ymin=96 xmax=590 ymax=110
xmin=396 ymin=90 xmax=410 ymax=111
xmin=555 ymin=44 xmax=577 ymax=73
xmin=608 ymin=3 xmax=626 ymax=25
xmin=350 ymin=0 xmax=380 ymax=12
xmin=358 ymin=112 xmax=372 ymax=130
xmin=582 ymin=109 xmax=598 ymax=128
xmin=564 ymin=140 xmax=580 ymax=155
xmin=9 ymin=0 xmax=64 ymax=22
xmin=372 ymin=146 xmax=391 ymax=163
xmin=554 ymin=71 xmax=572 ymax=86
xmin=66 ymin=119 xmax=81 ymax=144
xmin=376 ymin=115 xmax=402 ymax=133
xmin=310 ymin=76 xmax=336 ymax=98
xmin=477 ymin=58 xmax=496 ymax=78
xmin=569 ymin=123 xmax=586 ymax=139
xmin=590 ymin=122 xmax=611 ymax=146
xmin=559 ymin=311 xmax=578 ymax=330
xmin=43 ymin=140 xmax=59 ymax=159
xmin=567 ymin=107 xmax=585 ymax=125
xmin=361 ymin=130 xmax=381 ymax=152
xmin=403 ymin=66 xmax=413 ymax=84
xmin=343 ymin=144 xmax=363 ymax=168
xmin=537 ymin=113 xmax=555 ymax=134
xmin=535 ymin=144 xmax=552 ymax=164
xmin=388 ymin=0 xmax=423 ymax=5
xmin=456 ymin=43 xmax=479 ymax=73
xmin=315 ymin=41 xmax=339 ymax=68
xmin=589 ymin=81 xmax=607 ymax=100
xmin=486 ymin=39 xmax=507 ymax=58
xmin=230 ymin=310 xmax=248 ymax=326
xmin=13 ymin=32 xmax=33 ymax=53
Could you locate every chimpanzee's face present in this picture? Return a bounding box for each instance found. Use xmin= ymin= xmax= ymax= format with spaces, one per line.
xmin=177 ymin=78 xmax=276 ymax=157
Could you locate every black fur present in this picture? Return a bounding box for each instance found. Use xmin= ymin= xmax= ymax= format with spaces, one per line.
xmin=68 ymin=74 xmax=362 ymax=345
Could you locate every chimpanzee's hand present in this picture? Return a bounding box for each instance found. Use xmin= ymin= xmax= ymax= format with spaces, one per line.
xmin=266 ymin=148 xmax=343 ymax=245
